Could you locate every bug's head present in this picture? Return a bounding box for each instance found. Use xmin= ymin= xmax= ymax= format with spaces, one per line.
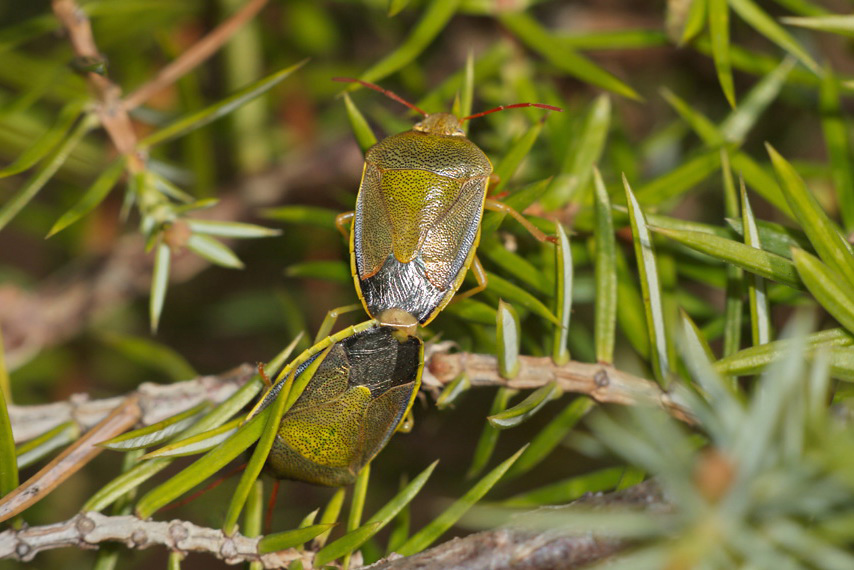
xmin=413 ymin=113 xmax=465 ymax=137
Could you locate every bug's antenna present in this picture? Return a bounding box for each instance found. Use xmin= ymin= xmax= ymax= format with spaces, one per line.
xmin=333 ymin=77 xmax=428 ymax=117
xmin=461 ymin=103 xmax=562 ymax=122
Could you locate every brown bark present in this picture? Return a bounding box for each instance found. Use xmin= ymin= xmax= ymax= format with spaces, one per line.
xmin=366 ymin=481 xmax=665 ymax=570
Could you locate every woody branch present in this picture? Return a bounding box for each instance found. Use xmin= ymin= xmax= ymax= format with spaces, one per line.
xmin=9 ymin=349 xmax=690 ymax=444
xmin=0 ymin=511 xmax=310 ymax=568
xmin=0 ymin=482 xmax=666 ymax=568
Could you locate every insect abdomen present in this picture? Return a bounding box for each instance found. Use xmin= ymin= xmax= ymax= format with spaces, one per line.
xmin=360 ymin=254 xmax=448 ymax=324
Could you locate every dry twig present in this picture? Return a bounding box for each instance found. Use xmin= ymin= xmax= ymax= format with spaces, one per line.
xmin=366 ymin=481 xmax=667 ymax=570
xmin=0 ymin=511 xmax=311 ymax=568
xmin=123 ymin=0 xmax=270 ymax=111
xmin=52 ymin=0 xmax=142 ymax=169
xmin=425 ymin=346 xmax=692 ymax=422
xmin=8 ymin=344 xmax=690 ymax=449
xmin=2 ymin=351 xmax=679 ymax=564
xmin=0 ymin=482 xmax=665 ymax=568
xmin=0 ymin=397 xmax=141 ymax=523
xmin=52 ymin=0 xmax=273 ymax=168
xmin=8 ymin=364 xmax=253 ymax=444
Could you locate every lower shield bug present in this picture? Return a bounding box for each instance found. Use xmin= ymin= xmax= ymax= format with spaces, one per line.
xmin=251 ymin=321 xmax=423 ymax=486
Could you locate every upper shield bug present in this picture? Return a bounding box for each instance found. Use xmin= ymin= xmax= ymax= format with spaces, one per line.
xmin=333 ymin=78 xmax=562 ymax=331
xmin=250 ymin=322 xmax=422 ymax=487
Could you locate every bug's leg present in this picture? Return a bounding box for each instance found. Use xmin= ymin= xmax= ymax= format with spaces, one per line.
xmin=396 ymin=409 xmax=415 ymax=433
xmin=487 ymin=173 xmax=502 ymax=193
xmin=257 ymin=362 xmax=271 ymax=388
xmin=484 ymin=198 xmax=559 ymax=244
xmin=452 ymin=255 xmax=488 ymax=302
xmin=315 ymin=303 xmax=364 ymax=343
xmin=335 ymin=211 xmax=354 ymax=240
xmin=486 ymin=174 xmax=512 ymax=201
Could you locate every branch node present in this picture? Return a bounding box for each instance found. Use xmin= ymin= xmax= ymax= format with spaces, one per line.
xmin=15 ymin=541 xmax=31 ymax=560
xmin=593 ymin=369 xmax=609 ymax=388
xmin=220 ymin=537 xmax=238 ymax=562
xmin=130 ymin=529 xmax=148 ymax=548
xmin=76 ymin=514 xmax=96 ymax=535
xmin=168 ymin=521 xmax=189 ymax=547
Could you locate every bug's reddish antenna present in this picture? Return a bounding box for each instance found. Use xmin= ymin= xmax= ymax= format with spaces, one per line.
xmin=333 ymin=77 xmax=428 ymax=117
xmin=461 ymin=103 xmax=562 ymax=122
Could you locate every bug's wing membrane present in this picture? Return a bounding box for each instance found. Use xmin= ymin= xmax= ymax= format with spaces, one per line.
xmin=267 ymin=341 xmax=367 ymax=486
xmin=356 ymin=331 xmax=422 ymax=465
xmin=360 ymin=384 xmax=417 ymax=464
xmin=421 ymin=176 xmax=488 ymax=290
xmin=346 ymin=327 xmax=420 ymax=393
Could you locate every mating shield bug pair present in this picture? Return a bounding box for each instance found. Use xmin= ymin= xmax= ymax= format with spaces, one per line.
xmin=259 ymin=79 xmax=561 ymax=486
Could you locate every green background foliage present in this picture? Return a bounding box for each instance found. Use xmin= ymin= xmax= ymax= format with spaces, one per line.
xmin=3 ymin=0 xmax=854 ymax=568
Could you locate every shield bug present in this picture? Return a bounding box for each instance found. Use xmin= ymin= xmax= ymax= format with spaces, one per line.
xmin=333 ymin=78 xmax=562 ymax=330
xmin=250 ymin=321 xmax=422 ymax=487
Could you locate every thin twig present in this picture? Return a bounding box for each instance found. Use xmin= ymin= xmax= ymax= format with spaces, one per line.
xmin=51 ymin=0 xmax=143 ymax=170
xmin=53 ymin=0 xmax=271 ymax=168
xmin=0 ymin=511 xmax=312 ymax=568
xmin=424 ymin=346 xmax=693 ymax=423
xmin=8 ymin=364 xmax=253 ymax=444
xmin=0 ymin=397 xmax=141 ymax=523
xmin=2 ymin=355 xmax=680 ymax=564
xmin=123 ymin=0 xmax=270 ymax=111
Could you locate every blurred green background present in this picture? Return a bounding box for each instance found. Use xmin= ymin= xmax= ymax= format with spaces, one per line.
xmin=2 ymin=0 xmax=854 ymax=567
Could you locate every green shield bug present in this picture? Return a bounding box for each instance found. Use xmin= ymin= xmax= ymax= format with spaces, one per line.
xmin=250 ymin=321 xmax=422 ymax=487
xmin=333 ymin=78 xmax=562 ymax=330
